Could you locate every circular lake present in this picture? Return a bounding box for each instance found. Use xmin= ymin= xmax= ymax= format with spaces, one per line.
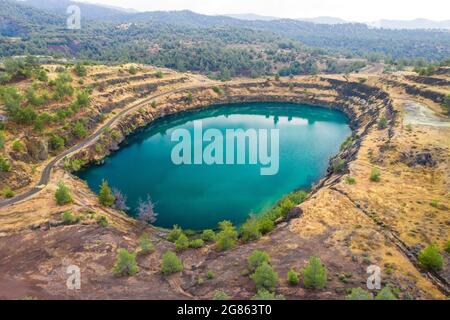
xmin=77 ymin=102 xmax=351 ymax=230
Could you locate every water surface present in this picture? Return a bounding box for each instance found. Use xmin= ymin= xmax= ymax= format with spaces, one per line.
xmin=77 ymin=102 xmax=350 ymax=229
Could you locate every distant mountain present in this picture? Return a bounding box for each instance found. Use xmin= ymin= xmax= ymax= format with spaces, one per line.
xmin=297 ymin=16 xmax=347 ymax=25
xmin=369 ymin=18 xmax=450 ymax=30
xmin=19 ymin=0 xmax=131 ymax=21
xmin=225 ymin=14 xmax=279 ymax=21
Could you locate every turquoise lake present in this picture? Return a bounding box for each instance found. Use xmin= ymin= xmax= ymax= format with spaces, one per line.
xmin=77 ymin=102 xmax=351 ymax=230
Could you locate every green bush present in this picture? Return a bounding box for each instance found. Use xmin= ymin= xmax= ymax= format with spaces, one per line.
xmin=128 ymin=65 xmax=137 ymax=75
xmin=72 ymin=121 xmax=87 ymax=139
xmin=248 ymin=250 xmax=270 ymax=272
xmin=167 ymin=225 xmax=184 ymax=242
xmin=375 ymin=287 xmax=397 ymax=300
xmin=55 ymin=181 xmax=73 ymax=205
xmin=0 ymin=156 xmax=11 ymax=172
xmin=190 ymin=239 xmax=205 ymax=249
xmin=98 ymin=179 xmax=115 ymax=207
xmin=74 ymin=63 xmax=87 ymax=77
xmin=61 ymin=211 xmax=79 ymax=224
xmin=175 ymin=234 xmax=189 ymax=251
xmin=155 ymin=71 xmax=164 ymax=78
xmin=251 ymin=289 xmax=285 ymax=300
xmin=161 ymin=251 xmax=183 ymax=275
xmin=112 ymin=249 xmax=139 ymax=276
xmin=139 ymin=233 xmax=155 ymax=254
xmin=240 ymin=217 xmax=262 ymax=243
xmin=12 ymin=140 xmax=24 ymax=152
xmin=213 ymin=290 xmax=230 ymax=300
xmin=301 ymin=256 xmax=327 ymax=289
xmin=216 ymin=220 xmax=238 ymax=251
xmin=212 ymin=86 xmax=222 ymax=94
xmin=287 ymin=268 xmax=299 ymax=286
xmin=251 ymin=263 xmax=279 ymax=292
xmin=346 ymin=288 xmax=374 ymax=300
xmin=370 ymin=168 xmax=381 ymax=182
xmin=0 ymin=131 xmax=5 ymax=149
xmin=201 ymin=229 xmax=216 ymax=242
xmin=2 ymin=187 xmax=15 ymax=198
xmin=96 ymin=215 xmax=108 ymax=227
xmin=332 ymin=157 xmax=346 ymax=173
xmin=445 ymin=241 xmax=450 ymax=254
xmin=345 ymin=176 xmax=356 ymax=185
xmin=258 ymin=217 xmax=275 ymax=234
xmin=206 ymin=270 xmax=215 ymax=280
xmin=418 ymin=244 xmax=443 ymax=271
xmin=378 ymin=116 xmax=387 ymax=129
xmin=340 ymin=136 xmax=353 ymax=151
xmin=75 ymin=90 xmax=90 ymax=107
xmin=50 ymin=135 xmax=65 ymax=151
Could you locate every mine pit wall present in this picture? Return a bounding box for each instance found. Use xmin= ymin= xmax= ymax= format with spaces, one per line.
xmin=66 ymin=78 xmax=394 ymax=196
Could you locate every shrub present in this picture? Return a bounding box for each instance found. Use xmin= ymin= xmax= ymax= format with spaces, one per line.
xmin=346 ymin=288 xmax=374 ymax=300
xmin=75 ymin=90 xmax=90 ymax=107
xmin=186 ymin=91 xmax=193 ymax=104
xmin=175 ymin=233 xmax=189 ymax=251
xmin=332 ymin=158 xmax=346 ymax=173
xmin=301 ymin=256 xmax=327 ymax=289
xmin=0 ymin=131 xmax=5 ymax=149
xmin=155 ymin=71 xmax=164 ymax=78
xmin=216 ymin=221 xmax=238 ymax=251
xmin=2 ymin=187 xmax=15 ymax=198
xmin=345 ymin=176 xmax=356 ymax=185
xmin=12 ymin=140 xmax=24 ymax=152
xmin=258 ymin=217 xmax=275 ymax=234
xmin=375 ymin=287 xmax=397 ymax=300
xmin=445 ymin=241 xmax=450 ymax=254
xmin=251 ymin=263 xmax=279 ymax=292
xmin=139 ymin=233 xmax=155 ymax=254
xmin=190 ymin=239 xmax=205 ymax=249
xmin=279 ymin=198 xmax=295 ymax=218
xmin=161 ymin=251 xmax=183 ymax=275
xmin=212 ymin=86 xmax=222 ymax=94
xmin=248 ymin=250 xmax=270 ymax=272
xmin=206 ymin=270 xmax=215 ymax=280
xmin=251 ymin=289 xmax=285 ymax=300
xmin=370 ymin=168 xmax=381 ymax=182
xmin=36 ymin=69 xmax=48 ymax=82
xmin=201 ymin=229 xmax=216 ymax=242
xmin=61 ymin=211 xmax=79 ymax=224
xmin=0 ymin=156 xmax=11 ymax=172
xmin=55 ymin=181 xmax=73 ymax=205
xmin=74 ymin=63 xmax=87 ymax=77
xmin=240 ymin=217 xmax=262 ymax=243
xmin=128 ymin=65 xmax=137 ymax=75
xmin=96 ymin=215 xmax=108 ymax=227
xmin=418 ymin=244 xmax=443 ymax=271
xmin=98 ymin=179 xmax=115 ymax=207
xmin=112 ymin=249 xmax=139 ymax=276
xmin=213 ymin=290 xmax=230 ymax=300
xmin=72 ymin=121 xmax=87 ymax=139
xmin=378 ymin=116 xmax=387 ymax=129
xmin=167 ymin=225 xmax=184 ymax=242
xmin=50 ymin=135 xmax=65 ymax=151
xmin=287 ymin=268 xmax=299 ymax=286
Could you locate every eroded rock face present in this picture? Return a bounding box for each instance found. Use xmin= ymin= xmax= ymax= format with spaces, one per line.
xmin=0 ymin=163 xmax=32 ymax=189
xmin=25 ymin=137 xmax=48 ymax=162
xmin=400 ymin=151 xmax=437 ymax=167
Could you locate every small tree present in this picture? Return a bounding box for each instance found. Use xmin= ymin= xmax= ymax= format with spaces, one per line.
xmin=139 ymin=233 xmax=155 ymax=254
xmin=240 ymin=217 xmax=262 ymax=243
xmin=112 ymin=188 xmax=129 ymax=211
xmin=74 ymin=63 xmax=87 ymax=77
xmin=247 ymin=250 xmax=270 ymax=272
xmin=346 ymin=288 xmax=374 ymax=300
xmin=167 ymin=225 xmax=184 ymax=242
xmin=190 ymin=239 xmax=204 ymax=249
xmin=201 ymin=229 xmax=216 ymax=242
xmin=55 ymin=181 xmax=73 ymax=205
xmin=175 ymin=233 xmax=189 ymax=251
xmin=378 ymin=116 xmax=387 ymax=130
xmin=370 ymin=168 xmax=381 ymax=182
xmin=375 ymin=286 xmax=397 ymax=300
xmin=98 ymin=180 xmax=115 ymax=207
xmin=137 ymin=196 xmax=158 ymax=224
xmin=216 ymin=221 xmax=238 ymax=251
xmin=112 ymin=249 xmax=139 ymax=277
xmin=301 ymin=256 xmax=327 ymax=289
xmin=161 ymin=251 xmax=183 ymax=275
xmin=258 ymin=217 xmax=275 ymax=234
xmin=418 ymin=244 xmax=443 ymax=271
xmin=251 ymin=262 xmax=279 ymax=292
xmin=287 ymin=268 xmax=299 ymax=286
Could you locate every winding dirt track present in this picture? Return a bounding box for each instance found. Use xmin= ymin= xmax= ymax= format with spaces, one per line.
xmin=0 ymin=83 xmax=208 ymax=209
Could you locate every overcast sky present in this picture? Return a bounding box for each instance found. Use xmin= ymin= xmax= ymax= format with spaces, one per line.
xmin=79 ymin=0 xmax=450 ymax=21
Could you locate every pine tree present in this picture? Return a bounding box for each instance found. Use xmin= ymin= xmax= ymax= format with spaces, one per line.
xmin=98 ymin=179 xmax=115 ymax=207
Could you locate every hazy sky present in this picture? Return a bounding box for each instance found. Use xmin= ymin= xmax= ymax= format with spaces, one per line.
xmin=79 ymin=0 xmax=450 ymax=21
